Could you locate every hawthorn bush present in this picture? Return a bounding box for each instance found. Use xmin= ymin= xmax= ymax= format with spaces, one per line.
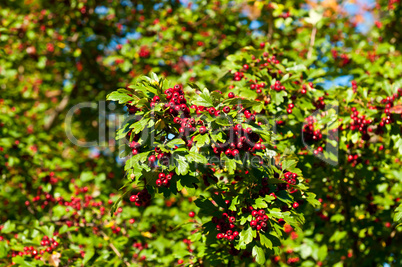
xmin=107 ymin=45 xmax=323 ymax=265
xmin=1 ymin=0 xmax=402 ymax=266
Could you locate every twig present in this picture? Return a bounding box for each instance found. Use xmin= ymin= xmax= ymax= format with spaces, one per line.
xmin=307 ymin=26 xmax=317 ymax=59
xmin=44 ymin=94 xmax=70 ymax=130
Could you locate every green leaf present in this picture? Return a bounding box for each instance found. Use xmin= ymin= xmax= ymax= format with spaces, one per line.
xmin=11 ymin=256 xmax=35 ymax=267
xmin=129 ymin=118 xmax=150 ymax=134
xmin=280 ymin=73 xmax=290 ymax=82
xmin=80 ymin=171 xmax=94 ymax=182
xmin=193 ymin=134 xmax=210 ymax=148
xmin=272 ymin=90 xmax=287 ymax=105
xmin=252 ymin=245 xmax=266 ymax=264
xmin=193 ymin=88 xmax=213 ymax=107
xmin=253 ymin=198 xmax=268 ymax=209
xmin=282 ymin=159 xmax=297 ymax=172
xmin=106 ymin=91 xmax=134 ymax=104
xmin=305 ymin=9 xmax=323 ymax=25
xmin=1 ymin=221 xmax=15 ymax=234
xmin=195 ymin=196 xmax=216 ymax=215
xmin=300 ymin=243 xmax=313 ymax=259
xmin=185 ymin=151 xmax=208 ymax=164
xmin=317 ymin=244 xmax=328 ymax=261
xmin=286 ymin=64 xmax=307 ymax=72
xmin=0 ymin=242 xmax=9 ymax=258
xmin=306 ymin=193 xmax=321 ymax=207
xmin=83 ymin=246 xmax=95 ymax=265
xmin=221 ymin=153 xmax=236 ymax=174
xmin=174 ymin=154 xmax=189 ymax=175
xmin=229 ymin=196 xmax=239 ymax=211
xmin=259 ymin=234 xmax=273 ymax=249
xmin=238 ymin=227 xmax=253 ymax=249
xmin=166 ymin=138 xmax=185 ymax=148
xmin=394 ymin=204 xmax=402 ymax=222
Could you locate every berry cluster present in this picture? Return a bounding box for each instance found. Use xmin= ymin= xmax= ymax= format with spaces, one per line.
xmin=152 ymin=147 xmax=171 ymax=166
xmin=211 ymin=125 xmax=264 ymax=158
xmin=10 ymin=235 xmax=59 ymax=260
xmin=233 ymin=71 xmax=244 ymax=81
xmin=287 ymin=103 xmax=295 ymax=114
xmin=242 ymin=109 xmax=256 ymax=121
xmin=250 ymin=209 xmax=269 ymax=231
xmin=283 ymin=172 xmax=297 ymax=185
xmin=173 ymin=116 xmax=198 ymax=135
xmin=302 ymin=116 xmax=323 ymax=142
xmin=163 ymin=85 xmax=191 ymax=116
xmin=130 ymin=140 xmax=141 ymax=155
xmin=348 ymin=107 xmax=372 ymax=141
xmin=155 ymin=172 xmax=174 ymax=187
xmin=212 ymin=212 xmax=239 ymax=242
xmin=249 ymin=80 xmax=266 ymax=94
xmin=133 ymin=241 xmax=148 ymax=262
xmin=139 ymin=46 xmax=150 ymax=58
xmin=130 ymin=188 xmax=151 ymax=207
xmin=271 ymin=80 xmax=286 ymax=92
xmin=347 ymin=154 xmax=361 ymax=166
xmin=313 ymin=96 xmax=325 ymax=110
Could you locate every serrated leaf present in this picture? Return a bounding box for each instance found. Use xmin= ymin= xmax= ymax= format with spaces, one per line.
xmin=106 ymin=91 xmax=134 ymax=104
xmin=253 ymin=198 xmax=268 ymax=209
xmin=174 ymin=154 xmax=189 ymax=175
xmin=272 ymin=90 xmax=287 ymax=105
xmin=129 ymin=118 xmax=150 ymax=134
xmin=229 ymin=196 xmax=239 ymax=211
xmin=306 ymin=193 xmax=321 ymax=207
xmin=252 ymin=245 xmax=266 ymax=264
xmin=221 ymin=153 xmax=236 ymax=174
xmin=259 ymin=234 xmax=273 ymax=249
xmin=282 ymin=159 xmax=297 ymax=172
xmin=193 ymin=134 xmax=210 ymax=147
xmin=238 ymin=227 xmax=253 ymax=249
xmin=166 ymin=138 xmax=185 ymax=148
xmin=195 ymin=196 xmax=216 ymax=215
xmin=193 ymin=88 xmax=213 ymax=107
xmin=185 ymin=151 xmax=208 ymax=164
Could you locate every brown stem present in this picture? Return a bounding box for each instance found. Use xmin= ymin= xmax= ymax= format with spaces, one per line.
xmin=307 ymin=26 xmax=317 ymax=59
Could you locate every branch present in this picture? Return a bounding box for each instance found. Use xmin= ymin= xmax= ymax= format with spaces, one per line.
xmin=44 ymin=94 xmax=70 ymax=131
xmin=307 ymin=26 xmax=317 ymax=60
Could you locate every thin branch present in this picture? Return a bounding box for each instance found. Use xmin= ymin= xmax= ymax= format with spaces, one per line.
xmin=44 ymin=94 xmax=70 ymax=131
xmin=307 ymin=26 xmax=317 ymax=60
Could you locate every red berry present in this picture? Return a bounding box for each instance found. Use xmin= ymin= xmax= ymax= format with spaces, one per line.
xmin=199 ymin=126 xmax=207 ymax=134
xmin=189 ymin=211 xmax=195 ymax=218
xmin=148 ymin=155 xmax=156 ymax=163
xmin=156 ymin=179 xmax=162 ymax=187
xmin=228 ymin=92 xmax=235 ymax=98
xmin=293 ymin=202 xmax=299 ymax=209
xmin=223 ymin=106 xmax=230 ymax=113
